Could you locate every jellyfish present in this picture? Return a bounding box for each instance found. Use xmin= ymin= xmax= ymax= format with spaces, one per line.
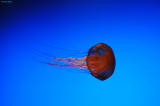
xmin=37 ymin=43 xmax=115 ymax=80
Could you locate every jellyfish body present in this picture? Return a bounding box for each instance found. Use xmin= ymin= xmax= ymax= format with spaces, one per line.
xmin=86 ymin=43 xmax=116 ymax=80
xmin=40 ymin=43 xmax=115 ymax=80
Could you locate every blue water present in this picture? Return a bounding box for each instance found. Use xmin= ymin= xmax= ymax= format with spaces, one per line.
xmin=1 ymin=0 xmax=160 ymax=106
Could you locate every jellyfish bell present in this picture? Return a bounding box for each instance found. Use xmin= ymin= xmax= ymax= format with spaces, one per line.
xmin=86 ymin=43 xmax=116 ymax=80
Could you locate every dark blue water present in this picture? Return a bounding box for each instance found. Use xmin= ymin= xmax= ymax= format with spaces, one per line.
xmin=1 ymin=0 xmax=160 ymax=106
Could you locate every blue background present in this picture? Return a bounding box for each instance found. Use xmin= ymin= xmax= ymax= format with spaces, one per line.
xmin=1 ymin=0 xmax=160 ymax=106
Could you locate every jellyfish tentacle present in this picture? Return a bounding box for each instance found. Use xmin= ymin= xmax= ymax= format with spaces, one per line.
xmin=48 ymin=56 xmax=88 ymax=69
xmin=46 ymin=56 xmax=88 ymax=69
xmin=45 ymin=62 xmax=87 ymax=69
